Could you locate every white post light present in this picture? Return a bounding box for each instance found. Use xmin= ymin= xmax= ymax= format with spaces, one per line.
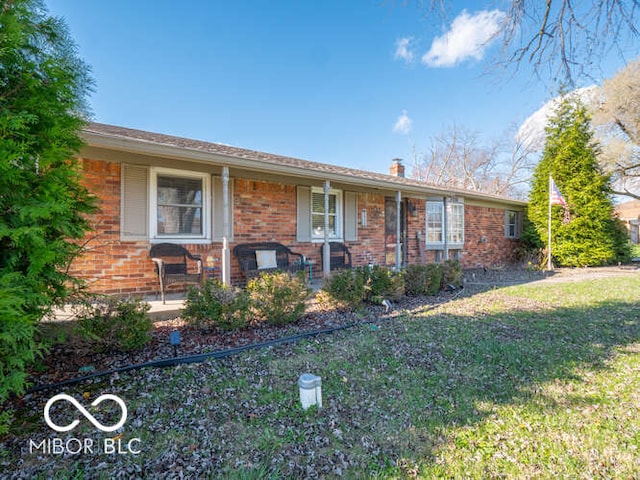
xmin=298 ymin=373 xmax=322 ymax=410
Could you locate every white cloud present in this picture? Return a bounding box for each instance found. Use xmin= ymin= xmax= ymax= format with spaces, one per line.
xmin=422 ymin=9 xmax=505 ymax=67
xmin=394 ymin=37 xmax=414 ymax=63
xmin=516 ymin=86 xmax=599 ymax=151
xmin=393 ymin=110 xmax=412 ymax=135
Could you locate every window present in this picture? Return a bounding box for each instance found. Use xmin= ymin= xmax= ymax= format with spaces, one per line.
xmin=447 ymin=202 xmax=464 ymax=244
xmin=150 ymin=168 xmax=210 ymax=240
xmin=506 ymin=210 xmax=519 ymax=238
xmin=426 ymin=202 xmax=443 ymax=243
xmin=426 ymin=200 xmax=464 ymax=246
xmin=311 ymin=187 xmax=342 ymax=239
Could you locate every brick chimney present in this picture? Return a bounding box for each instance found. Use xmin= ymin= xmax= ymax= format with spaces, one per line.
xmin=390 ymin=158 xmax=405 ymax=178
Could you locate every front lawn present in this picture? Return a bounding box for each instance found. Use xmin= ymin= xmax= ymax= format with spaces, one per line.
xmin=3 ymin=271 xmax=640 ymax=478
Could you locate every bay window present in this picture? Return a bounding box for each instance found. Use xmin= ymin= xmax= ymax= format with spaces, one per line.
xmin=426 ymin=202 xmax=443 ymax=243
xmin=426 ymin=199 xmax=464 ymax=247
xmin=447 ymin=202 xmax=464 ymax=244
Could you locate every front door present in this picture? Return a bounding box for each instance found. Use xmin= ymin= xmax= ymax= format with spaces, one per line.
xmin=384 ymin=197 xmax=407 ymax=267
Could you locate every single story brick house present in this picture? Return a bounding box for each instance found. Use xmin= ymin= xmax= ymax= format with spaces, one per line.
xmin=69 ymin=122 xmax=526 ymax=295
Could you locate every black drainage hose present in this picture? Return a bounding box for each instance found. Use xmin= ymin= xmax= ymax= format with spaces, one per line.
xmin=27 ymin=289 xmax=463 ymax=395
xmin=27 ymin=320 xmax=368 ymax=394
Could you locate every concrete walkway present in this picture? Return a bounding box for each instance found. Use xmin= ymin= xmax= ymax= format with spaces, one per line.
xmin=50 ymin=292 xmax=187 ymax=322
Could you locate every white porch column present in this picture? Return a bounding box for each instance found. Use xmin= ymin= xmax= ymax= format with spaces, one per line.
xmin=221 ymin=166 xmax=231 ymax=285
xmin=395 ymin=190 xmax=402 ymax=270
xmin=443 ymin=196 xmax=449 ymax=261
xmin=323 ymin=180 xmax=331 ymax=278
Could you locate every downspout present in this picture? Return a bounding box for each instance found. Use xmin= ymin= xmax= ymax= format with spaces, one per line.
xmin=221 ymin=166 xmax=231 ymax=285
xmin=323 ymin=180 xmax=331 ymax=277
xmin=395 ymin=190 xmax=402 ymax=270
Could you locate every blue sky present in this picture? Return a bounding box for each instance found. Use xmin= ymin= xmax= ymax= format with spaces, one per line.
xmin=47 ymin=0 xmax=634 ymax=175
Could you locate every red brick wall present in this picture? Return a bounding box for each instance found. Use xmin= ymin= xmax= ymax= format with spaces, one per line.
xmin=69 ymin=159 xmax=520 ymax=295
xmin=69 ymin=159 xmax=158 ymax=294
xmin=347 ymin=193 xmax=386 ymax=266
xmin=462 ymin=204 xmax=520 ymax=268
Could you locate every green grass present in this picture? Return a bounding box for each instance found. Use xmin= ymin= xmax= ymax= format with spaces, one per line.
xmin=4 ymin=274 xmax=640 ymax=478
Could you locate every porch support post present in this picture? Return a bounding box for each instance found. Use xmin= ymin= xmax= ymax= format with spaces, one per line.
xmin=323 ymin=180 xmax=331 ymax=278
xmin=221 ymin=166 xmax=231 ymax=285
xmin=395 ymin=190 xmax=402 ymax=270
xmin=443 ymin=196 xmax=449 ymax=261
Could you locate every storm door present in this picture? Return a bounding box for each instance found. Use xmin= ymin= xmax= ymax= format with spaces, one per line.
xmin=384 ymin=197 xmax=407 ymax=267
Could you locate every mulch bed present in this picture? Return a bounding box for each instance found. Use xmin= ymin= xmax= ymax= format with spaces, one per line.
xmin=30 ymin=291 xmax=459 ymax=391
xmin=30 ymin=265 xmax=636 ymax=391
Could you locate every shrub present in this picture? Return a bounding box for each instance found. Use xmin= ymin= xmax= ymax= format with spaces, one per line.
xmin=183 ymin=280 xmax=250 ymax=331
xmin=361 ymin=265 xmax=405 ymax=303
xmin=441 ymin=259 xmax=463 ymax=288
xmin=404 ymin=264 xmax=442 ymax=296
xmin=0 ymin=0 xmax=97 ymax=431
xmin=247 ymin=271 xmax=310 ymax=326
xmin=0 ymin=286 xmax=39 ymax=435
xmin=319 ymin=268 xmax=367 ymax=310
xmin=76 ymin=296 xmax=152 ymax=352
xmin=320 ymin=266 xmax=404 ymax=308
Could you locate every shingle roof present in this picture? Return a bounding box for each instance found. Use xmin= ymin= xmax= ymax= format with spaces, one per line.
xmin=83 ymin=122 xmax=526 ymax=206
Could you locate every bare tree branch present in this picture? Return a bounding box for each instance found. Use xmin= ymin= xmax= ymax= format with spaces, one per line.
xmin=408 ymin=0 xmax=639 ymax=85
xmin=411 ymin=124 xmax=535 ymax=198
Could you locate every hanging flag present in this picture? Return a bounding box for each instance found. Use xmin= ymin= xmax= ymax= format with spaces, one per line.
xmin=550 ymin=177 xmax=567 ymax=206
xmin=550 ymin=176 xmax=570 ymax=223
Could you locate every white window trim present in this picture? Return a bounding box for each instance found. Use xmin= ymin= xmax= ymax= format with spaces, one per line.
xmin=447 ymin=202 xmax=465 ymax=246
xmin=426 ymin=201 xmax=444 ymax=246
xmin=426 ymin=200 xmax=464 ymax=248
xmin=506 ymin=210 xmax=520 ymax=239
xmin=311 ymin=187 xmax=343 ymax=242
xmin=150 ymin=167 xmax=211 ymax=243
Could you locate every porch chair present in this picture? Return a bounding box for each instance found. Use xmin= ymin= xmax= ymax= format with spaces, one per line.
xmin=232 ymin=242 xmax=305 ymax=283
xmin=320 ymin=242 xmax=352 ymax=271
xmin=150 ymin=243 xmax=203 ymax=304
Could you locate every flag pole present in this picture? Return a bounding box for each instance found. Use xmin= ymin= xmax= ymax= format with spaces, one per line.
xmin=547 ymin=174 xmax=552 ymax=271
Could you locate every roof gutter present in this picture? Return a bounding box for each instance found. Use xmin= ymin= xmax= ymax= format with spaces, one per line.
xmin=81 ymin=130 xmax=527 ymax=208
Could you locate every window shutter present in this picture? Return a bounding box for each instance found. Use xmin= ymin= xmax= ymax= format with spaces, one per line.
xmin=344 ymin=191 xmax=358 ymax=241
xmin=212 ymin=176 xmax=234 ymax=242
xmin=297 ymin=186 xmax=312 ymax=242
xmin=121 ymin=164 xmax=149 ymax=240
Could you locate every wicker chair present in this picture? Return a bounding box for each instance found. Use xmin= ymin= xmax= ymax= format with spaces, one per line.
xmin=320 ymin=242 xmax=352 ymax=270
xmin=232 ymin=242 xmax=304 ymax=283
xmin=150 ymin=243 xmax=203 ymax=303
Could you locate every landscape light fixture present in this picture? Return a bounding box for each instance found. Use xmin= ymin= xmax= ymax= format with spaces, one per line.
xmin=169 ymin=330 xmax=181 ymax=357
xmin=298 ymin=373 xmax=322 ymax=410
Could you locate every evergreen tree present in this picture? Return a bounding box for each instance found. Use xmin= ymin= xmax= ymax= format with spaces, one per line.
xmin=0 ymin=0 xmax=96 ymax=430
xmin=526 ymin=94 xmax=630 ymax=267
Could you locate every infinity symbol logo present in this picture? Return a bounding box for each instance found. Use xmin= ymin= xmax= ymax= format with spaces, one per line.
xmin=44 ymin=393 xmax=128 ymax=433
